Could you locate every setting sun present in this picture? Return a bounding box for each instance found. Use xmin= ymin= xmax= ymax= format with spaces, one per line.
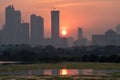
xmin=61 ymin=30 xmax=67 ymax=36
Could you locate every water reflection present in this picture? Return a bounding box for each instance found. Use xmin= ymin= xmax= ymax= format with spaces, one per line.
xmin=44 ymin=69 xmax=52 ymax=75
xmin=0 ymin=69 xmax=120 ymax=76
xmin=60 ymin=69 xmax=67 ymax=75
xmin=0 ymin=61 xmax=20 ymax=64
xmin=82 ymin=69 xmax=93 ymax=75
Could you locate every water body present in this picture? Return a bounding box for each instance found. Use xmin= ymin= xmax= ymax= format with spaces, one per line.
xmin=0 ymin=69 xmax=120 ymax=76
xmin=0 ymin=61 xmax=21 ymax=64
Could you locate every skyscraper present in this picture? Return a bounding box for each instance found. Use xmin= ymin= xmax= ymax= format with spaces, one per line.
xmin=78 ymin=27 xmax=83 ymax=40
xmin=21 ymin=23 xmax=29 ymax=44
xmin=51 ymin=10 xmax=60 ymax=40
xmin=30 ymin=14 xmax=44 ymax=46
xmin=14 ymin=10 xmax=21 ymax=44
xmin=2 ymin=5 xmax=21 ymax=44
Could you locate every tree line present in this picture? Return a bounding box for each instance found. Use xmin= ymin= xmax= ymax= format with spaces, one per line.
xmin=0 ymin=45 xmax=120 ymax=63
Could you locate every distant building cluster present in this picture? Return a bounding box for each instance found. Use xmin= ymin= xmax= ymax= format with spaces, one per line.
xmin=92 ymin=25 xmax=120 ymax=46
xmin=0 ymin=5 xmax=120 ymax=47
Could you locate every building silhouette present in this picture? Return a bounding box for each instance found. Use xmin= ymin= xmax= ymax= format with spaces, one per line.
xmin=92 ymin=34 xmax=105 ymax=46
xmin=5 ymin=5 xmax=120 ymax=47
xmin=0 ymin=5 xmax=69 ymax=47
xmin=92 ymin=29 xmax=120 ymax=46
xmin=51 ymin=10 xmax=60 ymax=47
xmin=44 ymin=38 xmax=53 ymax=46
xmin=21 ymin=23 xmax=29 ymax=44
xmin=60 ymin=37 xmax=68 ymax=48
xmin=73 ymin=27 xmax=87 ymax=46
xmin=68 ymin=37 xmax=74 ymax=47
xmin=2 ymin=5 xmax=21 ymax=44
xmin=30 ymin=14 xmax=44 ymax=46
xmin=78 ymin=28 xmax=83 ymax=40
xmin=115 ymin=24 xmax=120 ymax=34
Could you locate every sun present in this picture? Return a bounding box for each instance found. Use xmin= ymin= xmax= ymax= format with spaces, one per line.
xmin=61 ymin=30 xmax=67 ymax=36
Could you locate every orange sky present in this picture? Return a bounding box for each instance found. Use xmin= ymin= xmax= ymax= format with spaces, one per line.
xmin=0 ymin=0 xmax=120 ymax=40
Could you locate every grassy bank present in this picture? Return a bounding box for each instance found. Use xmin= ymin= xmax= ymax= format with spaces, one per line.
xmin=0 ymin=75 xmax=120 ymax=80
xmin=0 ymin=62 xmax=120 ymax=72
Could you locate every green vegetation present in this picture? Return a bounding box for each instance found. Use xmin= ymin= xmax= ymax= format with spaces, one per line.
xmin=1 ymin=45 xmax=120 ymax=63
xmin=0 ymin=75 xmax=120 ymax=80
xmin=0 ymin=62 xmax=120 ymax=72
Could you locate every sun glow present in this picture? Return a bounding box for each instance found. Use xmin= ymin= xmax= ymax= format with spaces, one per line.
xmin=61 ymin=30 xmax=67 ymax=36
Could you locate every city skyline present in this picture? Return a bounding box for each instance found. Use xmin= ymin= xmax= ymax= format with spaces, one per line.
xmin=0 ymin=5 xmax=71 ymax=47
xmin=0 ymin=0 xmax=120 ymax=40
xmin=1 ymin=5 xmax=120 ymax=47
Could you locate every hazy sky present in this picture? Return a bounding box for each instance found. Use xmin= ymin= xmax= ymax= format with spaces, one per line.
xmin=0 ymin=0 xmax=120 ymax=40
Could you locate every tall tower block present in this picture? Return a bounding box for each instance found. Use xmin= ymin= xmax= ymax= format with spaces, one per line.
xmin=51 ymin=10 xmax=60 ymax=40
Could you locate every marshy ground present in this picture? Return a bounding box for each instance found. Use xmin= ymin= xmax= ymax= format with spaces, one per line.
xmin=0 ymin=62 xmax=120 ymax=80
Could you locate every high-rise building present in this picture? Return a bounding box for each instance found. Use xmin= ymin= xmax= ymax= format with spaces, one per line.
xmin=73 ymin=27 xmax=87 ymax=46
xmin=5 ymin=5 xmax=14 ymax=28
xmin=30 ymin=14 xmax=44 ymax=46
xmin=21 ymin=23 xmax=29 ymax=44
xmin=51 ymin=10 xmax=60 ymax=40
xmin=14 ymin=10 xmax=21 ymax=44
xmin=2 ymin=5 xmax=21 ymax=44
xmin=78 ymin=27 xmax=83 ymax=40
xmin=51 ymin=10 xmax=60 ymax=47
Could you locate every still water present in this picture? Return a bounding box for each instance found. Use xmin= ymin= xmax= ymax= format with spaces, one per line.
xmin=0 ymin=69 xmax=120 ymax=76
xmin=0 ymin=61 xmax=19 ymax=64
